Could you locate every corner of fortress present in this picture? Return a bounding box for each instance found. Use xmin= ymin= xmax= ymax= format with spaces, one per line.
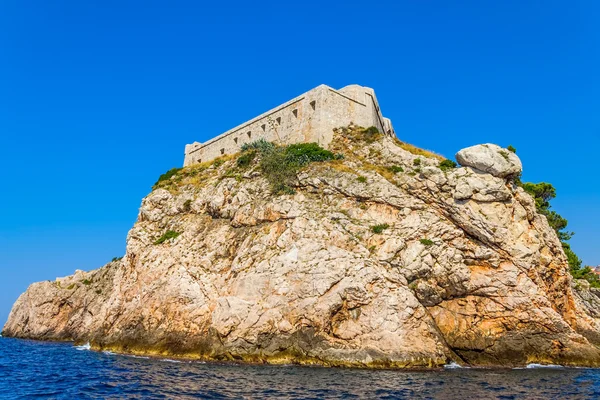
xmin=183 ymin=84 xmax=395 ymax=166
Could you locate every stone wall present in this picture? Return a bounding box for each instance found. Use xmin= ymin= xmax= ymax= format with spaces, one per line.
xmin=184 ymin=84 xmax=395 ymax=166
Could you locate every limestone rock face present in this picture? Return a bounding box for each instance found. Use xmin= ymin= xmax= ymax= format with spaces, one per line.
xmin=456 ymin=144 xmax=522 ymax=178
xmin=4 ymin=127 xmax=600 ymax=368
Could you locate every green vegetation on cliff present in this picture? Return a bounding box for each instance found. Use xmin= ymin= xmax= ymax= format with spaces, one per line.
xmin=239 ymin=141 xmax=340 ymax=194
xmin=521 ymin=181 xmax=599 ymax=287
xmin=154 ymin=230 xmax=181 ymax=245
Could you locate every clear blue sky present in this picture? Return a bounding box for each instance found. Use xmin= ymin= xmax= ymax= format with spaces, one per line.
xmin=0 ymin=1 xmax=598 ymax=326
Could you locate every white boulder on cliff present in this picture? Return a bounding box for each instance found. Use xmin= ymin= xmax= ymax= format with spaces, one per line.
xmin=456 ymin=144 xmax=522 ymax=178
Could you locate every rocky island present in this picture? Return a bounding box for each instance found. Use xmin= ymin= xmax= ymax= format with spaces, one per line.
xmin=5 ymin=85 xmax=600 ymax=369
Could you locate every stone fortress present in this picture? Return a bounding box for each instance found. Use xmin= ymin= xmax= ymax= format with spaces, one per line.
xmin=184 ymin=84 xmax=395 ymax=166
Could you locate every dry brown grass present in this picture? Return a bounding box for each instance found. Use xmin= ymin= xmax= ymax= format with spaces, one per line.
xmin=362 ymin=162 xmax=397 ymax=182
xmin=154 ymin=154 xmax=239 ymax=193
xmin=393 ymin=137 xmax=445 ymax=161
xmin=324 ymin=159 xmax=359 ymax=175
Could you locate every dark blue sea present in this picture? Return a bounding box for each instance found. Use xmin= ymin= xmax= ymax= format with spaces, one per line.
xmin=1 ymin=337 xmax=600 ymax=399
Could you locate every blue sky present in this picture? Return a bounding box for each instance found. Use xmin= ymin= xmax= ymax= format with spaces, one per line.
xmin=0 ymin=0 xmax=598 ymax=326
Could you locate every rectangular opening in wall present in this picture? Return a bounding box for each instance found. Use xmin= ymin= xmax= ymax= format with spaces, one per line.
xmin=234 ymin=137 xmax=238 ymax=144
xmin=220 ymin=148 xmax=225 ymax=155
xmin=247 ymin=131 xmax=252 ymax=138
xmin=261 ymin=124 xmax=266 ymax=131
xmin=292 ymin=109 xmax=298 ymax=118
xmin=310 ymin=100 xmax=316 ymax=110
xmin=276 ymin=117 xmax=281 ymax=125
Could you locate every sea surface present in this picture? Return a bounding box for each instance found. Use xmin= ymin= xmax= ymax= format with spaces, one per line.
xmin=1 ymin=337 xmax=600 ymax=399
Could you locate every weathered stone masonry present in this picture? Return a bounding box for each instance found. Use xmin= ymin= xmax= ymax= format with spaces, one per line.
xmin=184 ymin=84 xmax=395 ymax=166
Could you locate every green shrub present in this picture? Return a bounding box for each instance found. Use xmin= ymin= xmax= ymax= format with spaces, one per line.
xmin=371 ymin=223 xmax=390 ymax=234
xmin=236 ymin=151 xmax=256 ymax=168
xmin=241 ymin=138 xmax=274 ymax=153
xmin=284 ymin=143 xmax=336 ymax=164
xmin=81 ymin=279 xmax=92 ymax=286
xmin=439 ymin=159 xmax=458 ymax=172
xmin=183 ymin=199 xmax=192 ymax=212
xmin=154 ymin=167 xmax=182 ymax=187
xmin=420 ymin=239 xmax=434 ymax=246
xmin=154 ymin=230 xmax=181 ymax=245
xmin=357 ymin=176 xmax=367 ymax=183
xmin=257 ymin=142 xmax=335 ymax=194
xmin=387 ymin=165 xmax=404 ymax=173
xmin=111 ymin=256 xmax=122 ymax=262
xmin=413 ymin=158 xmax=421 ymax=166
xmin=507 ymin=145 xmax=517 ymax=153
xmin=213 ymin=158 xmax=225 ymax=168
xmin=364 ymin=126 xmax=379 ymax=135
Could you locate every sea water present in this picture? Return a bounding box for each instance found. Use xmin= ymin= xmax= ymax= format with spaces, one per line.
xmin=1 ymin=337 xmax=599 ymax=399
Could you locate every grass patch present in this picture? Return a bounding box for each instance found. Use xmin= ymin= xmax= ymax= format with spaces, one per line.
xmin=420 ymin=238 xmax=434 ymax=246
xmin=153 ymin=156 xmax=232 ymax=192
xmin=337 ymin=126 xmax=383 ymax=144
xmin=81 ymin=279 xmax=92 ymax=286
xmin=154 ymin=230 xmax=181 ymax=245
xmin=439 ymin=159 xmax=458 ymax=172
xmin=154 ymin=167 xmax=182 ymax=188
xmin=387 ymin=165 xmax=404 ymax=173
xmin=357 ymin=176 xmax=367 ymax=183
xmin=413 ymin=158 xmax=421 ymax=166
xmin=395 ymin=139 xmax=445 ymax=162
xmin=371 ymin=223 xmax=390 ymax=234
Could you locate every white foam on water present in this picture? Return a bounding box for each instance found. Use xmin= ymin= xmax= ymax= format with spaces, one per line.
xmin=444 ymin=362 xmax=469 ymax=369
xmin=102 ymin=350 xmax=116 ymax=355
xmin=525 ymin=363 xmax=564 ymax=369
xmin=129 ymin=355 xmax=150 ymax=360
xmin=74 ymin=342 xmax=91 ymax=351
xmin=160 ymin=358 xmax=183 ymax=363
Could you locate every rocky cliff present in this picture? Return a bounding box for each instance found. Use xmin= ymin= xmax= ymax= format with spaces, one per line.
xmin=5 ymin=126 xmax=600 ymax=368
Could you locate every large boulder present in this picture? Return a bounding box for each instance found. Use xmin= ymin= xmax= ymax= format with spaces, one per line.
xmin=456 ymin=144 xmax=522 ymax=178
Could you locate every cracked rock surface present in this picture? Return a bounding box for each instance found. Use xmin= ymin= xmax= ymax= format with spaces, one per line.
xmin=4 ymin=127 xmax=600 ymax=368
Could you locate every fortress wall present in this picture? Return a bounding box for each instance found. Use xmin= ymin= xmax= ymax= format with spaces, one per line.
xmin=183 ymin=84 xmax=394 ymax=166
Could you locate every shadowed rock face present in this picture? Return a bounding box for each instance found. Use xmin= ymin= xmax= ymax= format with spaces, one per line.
xmin=4 ymin=126 xmax=600 ymax=368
